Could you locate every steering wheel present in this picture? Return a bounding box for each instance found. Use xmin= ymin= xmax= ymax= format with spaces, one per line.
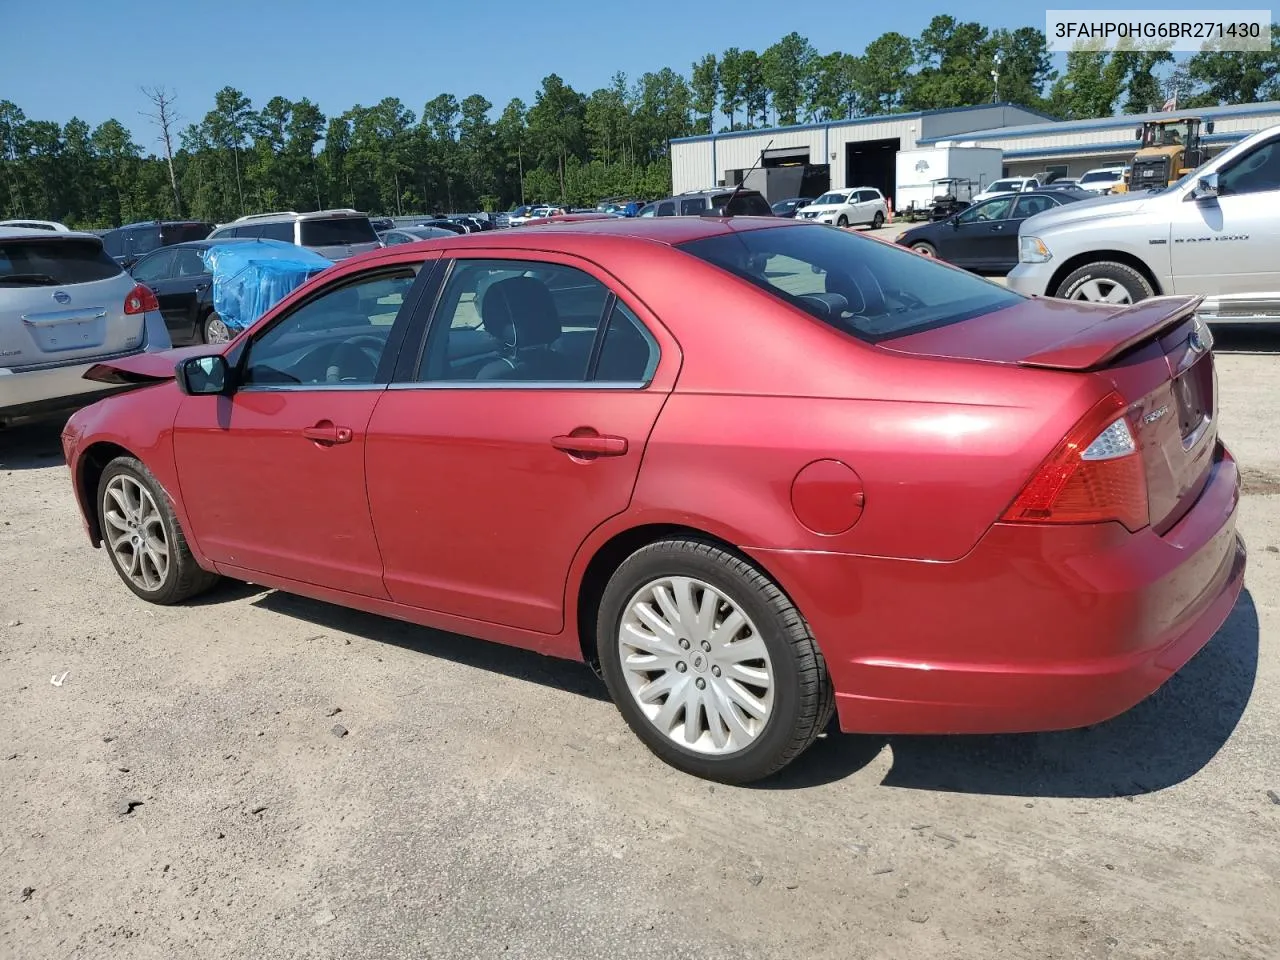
xmin=324 ymin=335 xmax=384 ymax=383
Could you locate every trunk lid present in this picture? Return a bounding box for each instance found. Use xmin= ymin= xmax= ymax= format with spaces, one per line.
xmin=883 ymin=294 xmax=1218 ymax=535
xmin=1 ymin=235 xmax=146 ymax=368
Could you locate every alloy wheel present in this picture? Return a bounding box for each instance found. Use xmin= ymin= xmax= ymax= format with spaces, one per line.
xmin=205 ymin=315 xmax=232 ymax=344
xmin=103 ymin=474 xmax=170 ymax=592
xmin=1069 ymin=278 xmax=1133 ymax=304
xmin=617 ymin=576 xmax=775 ymax=755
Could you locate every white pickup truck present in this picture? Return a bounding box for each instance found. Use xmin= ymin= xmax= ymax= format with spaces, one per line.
xmin=1007 ymin=123 xmax=1280 ymax=324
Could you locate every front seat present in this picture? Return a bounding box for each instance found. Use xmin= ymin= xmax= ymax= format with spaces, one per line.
xmin=475 ymin=277 xmax=581 ymax=381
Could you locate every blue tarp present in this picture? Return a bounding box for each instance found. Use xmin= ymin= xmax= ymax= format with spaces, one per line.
xmin=200 ymin=240 xmax=333 ymax=331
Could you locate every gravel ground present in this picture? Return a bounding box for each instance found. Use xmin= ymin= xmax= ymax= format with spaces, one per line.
xmin=1 ymin=344 xmax=1278 ymax=960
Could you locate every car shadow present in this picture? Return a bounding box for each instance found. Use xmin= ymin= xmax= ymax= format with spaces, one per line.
xmin=1211 ymin=327 xmax=1280 ymax=354
xmin=252 ymin=591 xmax=610 ymax=702
xmin=0 ymin=419 xmax=68 ymax=470
xmin=759 ymin=588 xmax=1260 ymax=797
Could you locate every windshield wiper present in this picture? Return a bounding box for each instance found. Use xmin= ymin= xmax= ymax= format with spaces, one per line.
xmin=0 ymin=273 xmax=58 ymax=286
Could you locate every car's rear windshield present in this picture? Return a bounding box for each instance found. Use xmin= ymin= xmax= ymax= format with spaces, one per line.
xmin=710 ymin=192 xmax=773 ymax=216
xmin=162 ymin=222 xmax=214 ymax=244
xmin=0 ymin=238 xmax=122 ymax=287
xmin=299 ymin=217 xmax=378 ymax=246
xmin=987 ymin=180 xmax=1021 ymax=191
xmin=1080 ymin=170 xmax=1123 ymax=183
xmin=677 ymin=224 xmax=1024 ymax=343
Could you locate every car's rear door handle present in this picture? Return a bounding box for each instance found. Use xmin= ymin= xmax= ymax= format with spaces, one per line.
xmin=551 ymin=433 xmax=628 ymax=456
xmin=302 ymin=421 xmax=353 ymax=445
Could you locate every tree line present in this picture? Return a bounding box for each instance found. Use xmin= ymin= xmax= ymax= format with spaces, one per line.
xmin=2 ymin=15 xmax=1278 ymax=228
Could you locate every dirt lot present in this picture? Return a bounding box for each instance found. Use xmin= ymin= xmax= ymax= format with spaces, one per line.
xmin=2 ymin=343 xmax=1279 ymax=960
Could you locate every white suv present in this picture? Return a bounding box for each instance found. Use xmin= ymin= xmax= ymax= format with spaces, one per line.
xmin=207 ymin=209 xmax=381 ymax=260
xmin=1 ymin=228 xmax=171 ymax=428
xmin=1076 ymin=166 xmax=1128 ymax=195
xmin=797 ymin=188 xmax=888 ymax=228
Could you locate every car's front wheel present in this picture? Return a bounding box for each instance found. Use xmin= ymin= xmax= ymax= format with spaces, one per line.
xmin=597 ymin=539 xmax=834 ymax=784
xmin=98 ymin=456 xmax=220 ymax=605
xmin=837 ymin=214 xmax=849 ymax=228
xmin=911 ymin=241 xmax=937 ymax=258
xmin=1054 ymin=261 xmax=1154 ymax=304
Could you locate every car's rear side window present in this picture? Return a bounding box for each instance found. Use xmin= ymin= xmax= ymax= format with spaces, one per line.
xmin=299 ymin=218 xmax=378 ymax=246
xmin=0 ymin=238 xmax=123 ymax=287
xmin=678 ymin=224 xmax=1024 ymax=342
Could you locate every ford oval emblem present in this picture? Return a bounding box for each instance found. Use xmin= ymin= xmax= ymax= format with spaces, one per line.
xmin=52 ymin=290 xmax=71 ymax=304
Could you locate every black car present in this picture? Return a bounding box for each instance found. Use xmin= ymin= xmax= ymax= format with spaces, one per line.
xmin=369 ymin=217 xmax=395 ymax=232
xmin=126 ymin=237 xmax=257 ymax=345
xmin=378 ymin=226 xmax=460 ymax=245
xmin=894 ymin=189 xmax=1093 ymax=275
xmin=771 ymin=197 xmax=814 ymax=218
xmin=99 ymin=220 xmax=215 ymax=268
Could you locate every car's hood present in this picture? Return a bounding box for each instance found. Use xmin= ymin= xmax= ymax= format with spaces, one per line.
xmin=1019 ymin=190 xmax=1155 ymax=234
xmin=82 ymin=345 xmax=214 ymax=385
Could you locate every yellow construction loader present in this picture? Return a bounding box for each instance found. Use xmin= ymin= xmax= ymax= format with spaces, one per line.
xmin=1112 ymin=116 xmax=1215 ymax=193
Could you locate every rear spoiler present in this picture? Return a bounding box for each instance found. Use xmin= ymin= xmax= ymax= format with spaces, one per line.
xmin=1017 ymin=295 xmax=1204 ymax=371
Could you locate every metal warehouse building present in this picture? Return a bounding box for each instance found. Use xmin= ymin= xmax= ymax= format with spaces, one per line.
xmin=670 ymin=100 xmax=1280 ymax=201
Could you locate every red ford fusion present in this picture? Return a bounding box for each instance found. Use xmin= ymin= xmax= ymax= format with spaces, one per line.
xmin=60 ymin=215 xmax=1245 ymax=784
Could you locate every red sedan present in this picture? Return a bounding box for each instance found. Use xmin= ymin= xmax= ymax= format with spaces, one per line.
xmin=61 ymin=216 xmax=1245 ymax=784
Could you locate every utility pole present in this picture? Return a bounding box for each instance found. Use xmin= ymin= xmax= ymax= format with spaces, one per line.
xmin=141 ymin=86 xmax=183 ymax=217
xmin=991 ymin=53 xmax=1002 ymax=104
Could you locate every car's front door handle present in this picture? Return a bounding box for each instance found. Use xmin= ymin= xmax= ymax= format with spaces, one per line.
xmin=551 ymin=433 xmax=628 ymax=456
xmin=302 ymin=421 xmax=353 ymax=445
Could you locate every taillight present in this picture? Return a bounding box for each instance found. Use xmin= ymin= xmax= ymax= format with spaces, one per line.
xmin=1001 ymin=392 xmax=1149 ymax=531
xmin=123 ymin=283 xmax=159 ymax=315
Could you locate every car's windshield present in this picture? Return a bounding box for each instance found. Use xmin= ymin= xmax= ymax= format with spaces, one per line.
xmin=986 ymin=180 xmax=1021 ymax=192
xmin=1080 ymin=170 xmax=1122 ymax=183
xmin=678 ymin=224 xmax=1024 ymax=343
xmin=813 ymin=192 xmax=848 ymax=205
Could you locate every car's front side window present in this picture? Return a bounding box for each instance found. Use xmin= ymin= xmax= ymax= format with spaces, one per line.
xmin=240 ymin=269 xmax=417 ymax=388
xmin=130 ymin=249 xmax=176 ymax=283
xmin=1218 ymin=139 xmax=1280 ymax=196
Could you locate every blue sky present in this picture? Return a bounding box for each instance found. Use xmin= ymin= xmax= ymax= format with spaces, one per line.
xmin=4 ymin=0 xmax=1193 ymax=143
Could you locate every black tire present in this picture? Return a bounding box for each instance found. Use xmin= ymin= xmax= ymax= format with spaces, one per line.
xmin=1053 ymin=261 xmax=1154 ymax=304
xmin=97 ymin=456 xmax=220 ymax=605
xmin=911 ymin=241 xmax=937 ymax=258
xmin=596 ymin=539 xmax=835 ymax=784
xmin=837 ymin=214 xmax=849 ymax=228
xmin=202 ymin=312 xmax=232 ymax=344
xmin=872 ymin=211 xmax=885 ymax=229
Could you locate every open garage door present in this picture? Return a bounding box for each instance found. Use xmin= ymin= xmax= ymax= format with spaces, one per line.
xmin=846 ymin=138 xmax=900 ymax=201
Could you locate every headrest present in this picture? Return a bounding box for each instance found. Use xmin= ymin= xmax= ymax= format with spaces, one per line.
xmin=480 ymin=276 xmax=560 ymax=348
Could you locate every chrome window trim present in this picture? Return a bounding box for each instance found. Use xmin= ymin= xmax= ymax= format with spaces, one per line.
xmin=237 ymin=382 xmax=388 ymax=393
xmin=387 ymin=380 xmax=650 ymax=391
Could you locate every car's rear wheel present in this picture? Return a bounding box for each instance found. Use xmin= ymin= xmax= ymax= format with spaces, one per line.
xmin=98 ymin=456 xmax=220 ymax=605
xmin=203 ymin=312 xmax=232 ymax=344
xmin=872 ymin=211 xmax=885 ymax=229
xmin=597 ymin=539 xmax=834 ymax=784
xmin=1054 ymin=261 xmax=1154 ymax=304
xmin=911 ymin=241 xmax=937 ymax=258
xmin=837 ymin=214 xmax=849 ymax=228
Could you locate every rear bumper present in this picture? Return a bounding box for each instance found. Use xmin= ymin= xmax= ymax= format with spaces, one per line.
xmin=749 ymin=444 xmax=1245 ymax=734
xmin=0 ymin=310 xmax=171 ymax=425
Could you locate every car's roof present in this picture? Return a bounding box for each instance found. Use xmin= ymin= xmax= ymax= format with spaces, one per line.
xmin=0 ymin=225 xmax=103 ymax=241
xmin=345 ymin=214 xmax=792 ymax=266
xmin=155 ymin=237 xmax=259 ymax=251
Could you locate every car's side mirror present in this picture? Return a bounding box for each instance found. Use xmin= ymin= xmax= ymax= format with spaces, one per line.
xmin=176 ymin=354 xmax=232 ymax=396
xmin=1190 ymin=172 xmax=1220 ymax=201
